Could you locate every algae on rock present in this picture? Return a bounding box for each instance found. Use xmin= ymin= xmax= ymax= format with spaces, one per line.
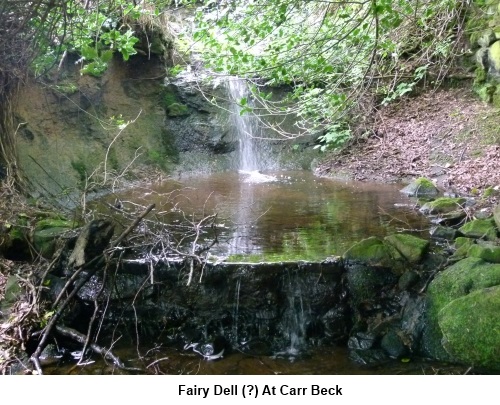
xmin=384 ymin=233 xmax=429 ymax=264
xmin=458 ymin=218 xmax=498 ymax=241
xmin=400 ymin=177 xmax=439 ymax=197
xmin=439 ymin=285 xmax=500 ymax=370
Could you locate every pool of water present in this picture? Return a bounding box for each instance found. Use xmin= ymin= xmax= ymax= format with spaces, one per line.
xmin=101 ymin=170 xmax=430 ymax=261
xmin=45 ymin=345 xmax=472 ymax=375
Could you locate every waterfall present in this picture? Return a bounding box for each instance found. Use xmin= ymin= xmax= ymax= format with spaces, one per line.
xmin=226 ymin=77 xmax=276 ymax=175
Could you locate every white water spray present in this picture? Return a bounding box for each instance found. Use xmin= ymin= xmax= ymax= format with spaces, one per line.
xmin=226 ymin=77 xmax=276 ymax=181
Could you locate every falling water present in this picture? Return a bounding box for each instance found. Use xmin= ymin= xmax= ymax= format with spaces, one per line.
xmin=276 ymin=270 xmax=309 ymax=358
xmin=226 ymin=77 xmax=276 ymax=175
xmin=233 ymin=278 xmax=241 ymax=342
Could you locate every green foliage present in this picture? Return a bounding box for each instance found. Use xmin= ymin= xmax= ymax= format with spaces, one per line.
xmin=314 ymin=124 xmax=352 ymax=152
xmin=189 ymin=0 xmax=466 ymax=148
xmin=29 ymin=0 xmax=159 ymax=77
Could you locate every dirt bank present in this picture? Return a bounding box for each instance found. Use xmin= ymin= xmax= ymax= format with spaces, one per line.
xmin=316 ymin=87 xmax=500 ymax=208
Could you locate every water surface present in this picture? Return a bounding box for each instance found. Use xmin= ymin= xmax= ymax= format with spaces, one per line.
xmin=104 ymin=170 xmax=429 ymax=261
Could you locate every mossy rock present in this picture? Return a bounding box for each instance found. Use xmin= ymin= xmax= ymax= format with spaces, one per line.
xmin=451 ymin=237 xmax=475 ymax=260
xmin=438 ymin=285 xmax=500 ymax=370
xmin=400 ymin=177 xmax=438 ymax=197
xmin=467 ymin=242 xmax=500 ymax=263
xmin=422 ymin=257 xmax=500 ymax=361
xmin=494 ymin=204 xmax=500 ymax=230
xmin=419 ymin=197 xmax=467 ymax=215
xmin=343 ymin=236 xmax=394 ymax=267
xmin=458 ymin=218 xmax=498 ymax=241
xmin=35 ymin=218 xmax=76 ymax=232
xmin=167 ymin=102 xmax=190 ymax=117
xmin=33 ymin=218 xmax=77 ymax=258
xmin=384 ymin=233 xmax=429 ymax=264
xmin=488 ymin=40 xmax=500 ymax=72
xmin=33 ymin=227 xmax=73 ymax=258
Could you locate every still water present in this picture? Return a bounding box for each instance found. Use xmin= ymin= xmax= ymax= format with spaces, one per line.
xmin=45 ymin=345 xmax=471 ymax=375
xmin=103 ymin=170 xmax=430 ymax=261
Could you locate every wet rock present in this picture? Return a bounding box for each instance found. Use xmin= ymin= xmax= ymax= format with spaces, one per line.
xmin=400 ymin=295 xmax=426 ymax=353
xmin=348 ymin=332 xmax=376 ymax=350
xmin=439 ymin=285 xmax=500 ymax=370
xmin=429 ymin=210 xmax=467 ymax=226
xmin=77 ymin=273 xmax=154 ymax=301
xmin=39 ymin=344 xmax=64 ymax=366
xmin=381 ymin=329 xmax=407 ymax=358
xmin=384 ymin=233 xmax=429 ymax=264
xmin=346 ymin=263 xmax=397 ymax=307
xmin=400 ymin=177 xmax=439 ymax=197
xmin=349 ymin=348 xmax=390 ymax=366
xmin=429 ymin=225 xmax=458 ymax=241
xmin=458 ymin=218 xmax=498 ymax=241
xmin=398 ymin=270 xmax=419 ymax=291
xmin=322 ymin=305 xmax=351 ymax=343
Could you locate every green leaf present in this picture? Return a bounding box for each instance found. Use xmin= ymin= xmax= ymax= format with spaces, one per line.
xmin=100 ymin=49 xmax=113 ymax=63
xmin=81 ymin=46 xmax=98 ymax=61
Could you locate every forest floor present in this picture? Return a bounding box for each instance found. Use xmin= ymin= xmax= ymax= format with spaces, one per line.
xmin=316 ymin=86 xmax=500 ymax=212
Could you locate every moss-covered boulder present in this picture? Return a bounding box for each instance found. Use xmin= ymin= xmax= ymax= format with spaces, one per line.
xmin=419 ymin=197 xmax=467 ymax=215
xmin=400 ymin=177 xmax=439 ymax=197
xmin=489 ymin=40 xmax=500 ymax=73
xmin=467 ymin=243 xmax=500 ymax=263
xmin=343 ymin=236 xmax=394 ymax=267
xmin=494 ymin=204 xmax=500 ymax=230
xmin=422 ymin=257 xmax=500 ymax=362
xmin=458 ymin=218 xmax=498 ymax=241
xmin=384 ymin=233 xmax=429 ymax=264
xmin=439 ymin=286 xmax=500 ymax=370
xmin=451 ymin=237 xmax=475 ymax=261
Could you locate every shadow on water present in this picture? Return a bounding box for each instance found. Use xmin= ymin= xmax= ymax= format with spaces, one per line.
xmin=45 ymin=345 xmax=473 ymax=375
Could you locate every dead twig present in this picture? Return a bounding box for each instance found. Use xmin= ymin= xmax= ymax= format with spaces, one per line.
xmin=30 ymin=204 xmax=155 ymax=375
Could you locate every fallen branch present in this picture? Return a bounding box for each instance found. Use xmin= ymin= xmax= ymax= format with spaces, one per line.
xmin=55 ymin=325 xmax=141 ymax=372
xmin=30 ymin=204 xmax=155 ymax=375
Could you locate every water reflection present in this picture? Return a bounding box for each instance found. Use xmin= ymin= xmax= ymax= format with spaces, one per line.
xmin=102 ymin=171 xmax=428 ymax=261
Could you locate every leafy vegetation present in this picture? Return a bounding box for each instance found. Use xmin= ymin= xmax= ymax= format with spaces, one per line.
xmin=188 ymin=0 xmax=469 ymax=149
xmin=0 ymin=0 xmax=474 ymax=183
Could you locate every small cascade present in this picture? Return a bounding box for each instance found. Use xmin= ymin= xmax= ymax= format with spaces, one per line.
xmin=277 ymin=270 xmax=309 ymax=358
xmin=233 ymin=277 xmax=241 ymax=342
xmin=226 ymin=77 xmax=276 ymax=176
